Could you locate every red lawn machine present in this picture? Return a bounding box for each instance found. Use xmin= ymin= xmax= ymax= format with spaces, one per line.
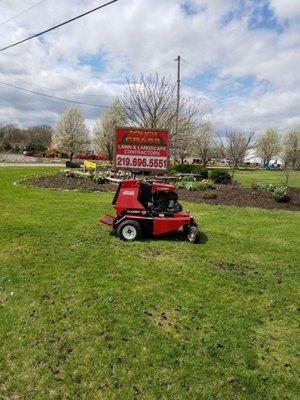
xmin=99 ymin=179 xmax=200 ymax=243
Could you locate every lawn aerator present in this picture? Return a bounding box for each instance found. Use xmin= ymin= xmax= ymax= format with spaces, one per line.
xmin=99 ymin=179 xmax=200 ymax=242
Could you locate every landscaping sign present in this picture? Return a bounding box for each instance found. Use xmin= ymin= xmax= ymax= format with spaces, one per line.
xmin=115 ymin=127 xmax=169 ymax=172
xmin=84 ymin=160 xmax=97 ymax=171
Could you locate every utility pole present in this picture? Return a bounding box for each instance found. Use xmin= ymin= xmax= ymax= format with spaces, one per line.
xmin=174 ymin=55 xmax=181 ymax=161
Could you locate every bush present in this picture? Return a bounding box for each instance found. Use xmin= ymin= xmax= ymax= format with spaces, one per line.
xmin=93 ymin=173 xmax=108 ymax=184
xmin=256 ymin=183 xmax=289 ymax=202
xmin=185 ymin=181 xmax=199 ymax=191
xmin=26 ymin=142 xmax=47 ymax=152
xmin=202 ymin=190 xmax=217 ymax=199
xmin=0 ymin=141 xmax=12 ymax=151
xmin=171 ymin=164 xmax=208 ymax=178
xmin=66 ymin=160 xmax=81 ymax=168
xmin=197 ymin=179 xmax=216 ymax=190
xmin=12 ymin=145 xmax=21 ymax=153
xmin=210 ymin=169 xmax=232 ymax=184
xmin=176 ymin=176 xmax=198 ymax=190
xmin=272 ymin=186 xmax=289 ymax=202
xmin=62 ymin=169 xmax=108 ymax=184
xmin=175 ymin=176 xmax=216 ymax=191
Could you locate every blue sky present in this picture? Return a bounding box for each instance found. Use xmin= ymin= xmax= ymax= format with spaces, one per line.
xmin=0 ymin=0 xmax=299 ymax=132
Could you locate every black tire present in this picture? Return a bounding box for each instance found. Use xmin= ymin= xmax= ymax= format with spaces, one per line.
xmin=186 ymin=225 xmax=200 ymax=243
xmin=117 ymin=220 xmax=142 ymax=241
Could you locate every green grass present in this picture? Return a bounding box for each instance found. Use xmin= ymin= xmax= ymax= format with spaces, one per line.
xmin=234 ymin=169 xmax=300 ymax=188
xmin=0 ymin=167 xmax=299 ymax=400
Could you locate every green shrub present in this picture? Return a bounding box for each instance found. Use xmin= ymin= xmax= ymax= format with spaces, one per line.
xmin=176 ymin=176 xmax=199 ymax=190
xmin=202 ymin=190 xmax=217 ymax=199
xmin=175 ymin=177 xmax=215 ymax=191
xmin=12 ymin=145 xmax=21 ymax=153
xmin=197 ymin=179 xmax=216 ymax=190
xmin=210 ymin=169 xmax=232 ymax=184
xmin=66 ymin=160 xmax=81 ymax=168
xmin=0 ymin=141 xmax=11 ymax=151
xmin=62 ymin=169 xmax=108 ymax=185
xmin=272 ymin=186 xmax=288 ymax=202
xmin=171 ymin=164 xmax=208 ymax=178
xmin=93 ymin=174 xmax=108 ymax=184
xmin=185 ymin=181 xmax=200 ymax=191
xmin=256 ymin=183 xmax=289 ymax=202
xmin=26 ymin=142 xmax=47 ymax=152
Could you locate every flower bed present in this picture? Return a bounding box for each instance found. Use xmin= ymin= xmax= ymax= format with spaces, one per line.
xmin=23 ymin=172 xmax=300 ymax=210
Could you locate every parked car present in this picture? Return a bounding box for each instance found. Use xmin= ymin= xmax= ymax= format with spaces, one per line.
xmin=23 ymin=150 xmax=35 ymax=157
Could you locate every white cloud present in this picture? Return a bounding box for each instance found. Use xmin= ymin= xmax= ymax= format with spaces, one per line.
xmin=269 ymin=0 xmax=300 ymax=19
xmin=0 ymin=0 xmax=299 ymax=134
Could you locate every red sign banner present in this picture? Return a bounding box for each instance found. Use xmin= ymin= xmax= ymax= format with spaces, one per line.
xmin=115 ymin=127 xmax=169 ymax=172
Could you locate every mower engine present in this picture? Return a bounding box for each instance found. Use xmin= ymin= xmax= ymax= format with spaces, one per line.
xmin=99 ymin=179 xmax=200 ymax=242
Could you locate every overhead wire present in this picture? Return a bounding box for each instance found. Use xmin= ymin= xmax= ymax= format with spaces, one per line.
xmin=0 ymin=0 xmax=118 ymax=52
xmin=0 ymin=0 xmax=48 ymax=27
xmin=0 ymin=81 xmax=111 ymax=108
xmin=0 ymin=59 xmax=176 ymax=106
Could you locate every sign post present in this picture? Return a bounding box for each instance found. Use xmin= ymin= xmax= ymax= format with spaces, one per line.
xmin=115 ymin=127 xmax=169 ymax=173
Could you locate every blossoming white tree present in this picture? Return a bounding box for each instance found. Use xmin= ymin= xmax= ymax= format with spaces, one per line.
xmin=255 ymin=128 xmax=280 ymax=167
xmin=282 ymin=129 xmax=300 ymax=169
xmin=53 ymin=107 xmax=89 ymax=160
xmin=93 ymin=100 xmax=125 ymax=163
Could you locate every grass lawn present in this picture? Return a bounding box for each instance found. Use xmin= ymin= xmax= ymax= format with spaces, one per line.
xmin=234 ymin=169 xmax=300 ymax=188
xmin=0 ymin=167 xmax=299 ymax=400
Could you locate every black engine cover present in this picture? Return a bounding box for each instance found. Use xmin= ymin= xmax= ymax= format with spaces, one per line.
xmin=152 ymin=191 xmax=182 ymax=215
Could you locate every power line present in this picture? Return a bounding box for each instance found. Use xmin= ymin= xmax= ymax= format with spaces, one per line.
xmin=0 ymin=0 xmax=118 ymax=52
xmin=0 ymin=0 xmax=48 ymax=27
xmin=0 ymin=81 xmax=111 ymax=108
xmin=184 ymin=59 xmax=203 ymax=72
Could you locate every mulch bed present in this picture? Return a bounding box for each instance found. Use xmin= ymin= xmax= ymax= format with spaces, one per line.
xmin=25 ymin=173 xmax=300 ymax=211
xmin=25 ymin=174 xmax=116 ymax=193
xmin=177 ymin=186 xmax=300 ymax=211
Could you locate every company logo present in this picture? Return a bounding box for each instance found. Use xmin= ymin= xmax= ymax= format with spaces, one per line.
xmin=122 ymin=190 xmax=135 ymax=196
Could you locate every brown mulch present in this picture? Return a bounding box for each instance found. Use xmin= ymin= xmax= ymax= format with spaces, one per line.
xmin=177 ymin=186 xmax=300 ymax=211
xmin=25 ymin=174 xmax=300 ymax=211
xmin=25 ymin=174 xmax=116 ymax=192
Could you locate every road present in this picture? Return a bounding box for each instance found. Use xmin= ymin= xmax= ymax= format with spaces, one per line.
xmin=0 ymin=163 xmax=65 ymax=167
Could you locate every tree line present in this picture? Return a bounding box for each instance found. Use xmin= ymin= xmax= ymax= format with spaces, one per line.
xmin=1 ymin=73 xmax=299 ymax=169
xmin=0 ymin=124 xmax=52 ymax=153
xmin=55 ymin=74 xmax=299 ymax=169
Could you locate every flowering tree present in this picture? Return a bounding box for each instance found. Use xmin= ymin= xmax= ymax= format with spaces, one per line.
xmin=93 ymin=100 xmax=125 ymax=163
xmin=255 ymin=128 xmax=280 ymax=167
xmin=53 ymin=107 xmax=89 ymax=160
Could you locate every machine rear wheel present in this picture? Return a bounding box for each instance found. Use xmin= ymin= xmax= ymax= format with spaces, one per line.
xmin=117 ymin=220 xmax=142 ymax=241
xmin=186 ymin=225 xmax=200 ymax=243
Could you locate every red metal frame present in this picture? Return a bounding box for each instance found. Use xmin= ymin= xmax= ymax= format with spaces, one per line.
xmin=99 ymin=179 xmax=195 ymax=238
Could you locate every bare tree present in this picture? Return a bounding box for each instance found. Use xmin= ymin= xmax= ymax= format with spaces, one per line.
xmin=256 ymin=128 xmax=280 ymax=167
xmin=0 ymin=124 xmax=26 ymax=145
xmin=121 ymin=73 xmax=176 ymax=129
xmin=219 ymin=130 xmax=255 ymax=179
xmin=93 ymin=100 xmax=125 ymax=163
xmin=192 ymin=121 xmax=214 ymax=166
xmin=26 ymin=125 xmax=53 ymax=148
xmin=53 ymin=107 xmax=89 ymax=160
xmin=282 ymin=129 xmax=300 ymax=170
xmin=121 ymin=73 xmax=205 ymax=160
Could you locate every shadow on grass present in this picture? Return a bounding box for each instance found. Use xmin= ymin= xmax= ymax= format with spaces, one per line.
xmin=109 ymin=229 xmax=208 ymax=244
xmin=151 ymin=230 xmax=208 ymax=244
